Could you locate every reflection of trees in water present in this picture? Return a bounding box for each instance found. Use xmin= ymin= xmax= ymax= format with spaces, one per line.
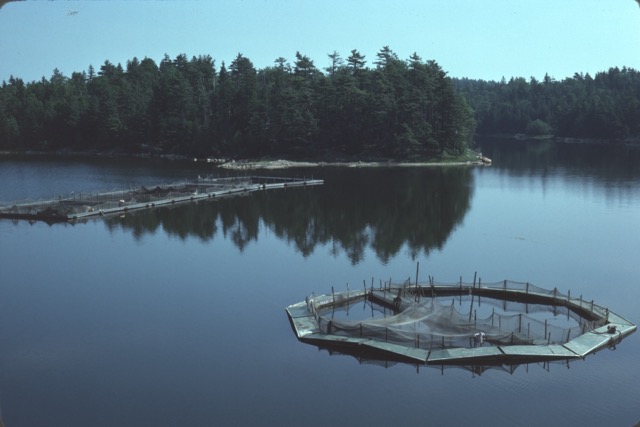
xmin=478 ymin=138 xmax=640 ymax=183
xmin=105 ymin=168 xmax=473 ymax=263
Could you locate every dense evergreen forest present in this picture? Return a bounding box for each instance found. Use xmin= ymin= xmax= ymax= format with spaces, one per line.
xmin=0 ymin=47 xmax=474 ymax=159
xmin=1 ymin=47 xmax=638 ymax=159
xmin=455 ymin=67 xmax=640 ymax=140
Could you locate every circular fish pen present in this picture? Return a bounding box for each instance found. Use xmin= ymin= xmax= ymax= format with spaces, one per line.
xmin=286 ymin=277 xmax=636 ymax=368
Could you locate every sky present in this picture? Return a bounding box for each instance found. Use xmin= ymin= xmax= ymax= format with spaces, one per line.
xmin=0 ymin=0 xmax=639 ymax=83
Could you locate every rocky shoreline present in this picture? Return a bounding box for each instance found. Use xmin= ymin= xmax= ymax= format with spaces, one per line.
xmin=217 ymin=155 xmax=492 ymax=170
xmin=0 ymin=150 xmax=492 ymax=169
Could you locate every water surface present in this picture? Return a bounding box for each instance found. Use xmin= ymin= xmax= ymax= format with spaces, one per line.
xmin=0 ymin=141 xmax=638 ymax=426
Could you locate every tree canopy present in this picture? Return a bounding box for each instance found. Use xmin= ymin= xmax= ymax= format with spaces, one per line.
xmin=454 ymin=67 xmax=640 ymax=140
xmin=2 ymin=50 xmax=637 ymax=159
xmin=0 ymin=48 xmax=474 ymax=159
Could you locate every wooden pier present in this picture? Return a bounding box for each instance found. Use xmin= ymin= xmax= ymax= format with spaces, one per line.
xmin=286 ymin=280 xmax=636 ymax=367
xmin=0 ymin=175 xmax=323 ymax=224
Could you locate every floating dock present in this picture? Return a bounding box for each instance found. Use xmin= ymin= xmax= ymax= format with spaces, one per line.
xmin=286 ymin=279 xmax=635 ymax=367
xmin=0 ymin=175 xmax=323 ymax=224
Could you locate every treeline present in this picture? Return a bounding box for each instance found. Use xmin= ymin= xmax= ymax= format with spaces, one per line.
xmin=454 ymin=67 xmax=640 ymax=140
xmin=0 ymin=47 xmax=475 ymax=159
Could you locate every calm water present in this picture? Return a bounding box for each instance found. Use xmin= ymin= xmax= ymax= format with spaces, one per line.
xmin=0 ymin=141 xmax=639 ymax=427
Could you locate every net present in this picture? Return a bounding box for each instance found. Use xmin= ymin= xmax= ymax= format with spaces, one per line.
xmin=308 ymin=279 xmax=607 ymax=351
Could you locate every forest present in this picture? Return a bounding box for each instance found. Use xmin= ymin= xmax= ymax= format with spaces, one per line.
xmin=0 ymin=47 xmax=638 ymax=159
xmin=455 ymin=67 xmax=640 ymax=140
xmin=0 ymin=47 xmax=474 ymax=159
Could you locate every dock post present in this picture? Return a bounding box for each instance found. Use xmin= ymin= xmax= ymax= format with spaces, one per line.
xmin=503 ymin=280 xmax=507 ymax=311
xmin=332 ymin=286 xmax=335 ymax=303
xmin=469 ymin=273 xmax=477 ymax=321
xmin=518 ymin=313 xmax=522 ymax=333
xmin=544 ymin=319 xmax=548 ymax=339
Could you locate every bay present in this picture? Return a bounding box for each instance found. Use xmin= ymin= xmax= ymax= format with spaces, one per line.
xmin=0 ymin=140 xmax=638 ymax=426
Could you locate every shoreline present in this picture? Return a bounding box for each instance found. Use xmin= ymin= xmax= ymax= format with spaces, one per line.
xmin=217 ymin=157 xmax=491 ymax=170
xmin=0 ymin=150 xmax=492 ymax=169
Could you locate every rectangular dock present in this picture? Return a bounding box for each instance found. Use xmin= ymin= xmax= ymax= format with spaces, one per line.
xmin=0 ymin=175 xmax=323 ymax=223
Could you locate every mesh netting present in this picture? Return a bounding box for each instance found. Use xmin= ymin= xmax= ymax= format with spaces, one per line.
xmin=307 ymin=279 xmax=606 ymax=351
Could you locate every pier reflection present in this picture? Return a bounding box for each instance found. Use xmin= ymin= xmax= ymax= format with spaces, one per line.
xmin=105 ymin=167 xmax=473 ymax=263
xmin=310 ymin=340 xmax=585 ymax=377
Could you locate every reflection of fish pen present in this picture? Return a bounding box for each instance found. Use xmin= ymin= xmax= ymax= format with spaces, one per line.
xmin=286 ymin=276 xmax=635 ymax=371
xmin=0 ymin=175 xmax=323 ymax=224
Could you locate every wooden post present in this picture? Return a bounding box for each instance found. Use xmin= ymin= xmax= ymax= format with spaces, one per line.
xmin=332 ymin=286 xmax=335 ymax=303
xmin=414 ymin=268 xmax=419 ymax=303
xmin=503 ymin=280 xmax=507 ymax=311
xmin=469 ymin=272 xmax=477 ymax=321
xmin=544 ymin=319 xmax=548 ymax=339
xmin=519 ymin=313 xmax=522 ymax=333
xmin=430 ymin=275 xmax=435 ymax=298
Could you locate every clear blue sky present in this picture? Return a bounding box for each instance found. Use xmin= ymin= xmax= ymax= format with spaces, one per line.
xmin=1 ymin=0 xmax=639 ymax=83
